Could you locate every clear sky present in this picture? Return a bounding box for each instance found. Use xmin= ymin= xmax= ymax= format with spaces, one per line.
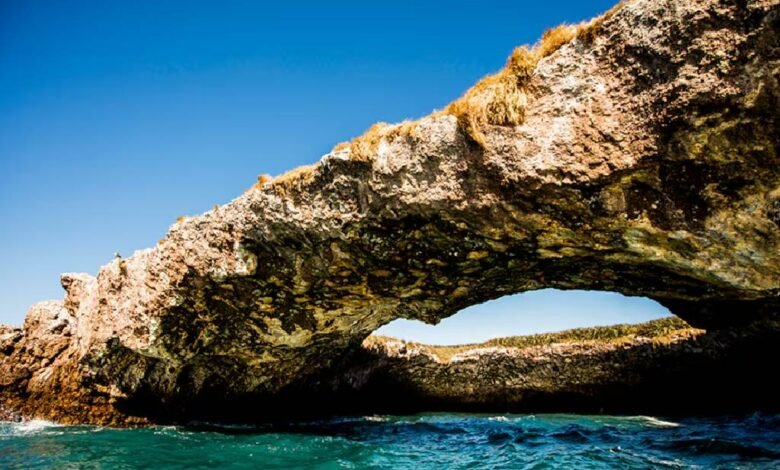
xmin=0 ymin=0 xmax=669 ymax=337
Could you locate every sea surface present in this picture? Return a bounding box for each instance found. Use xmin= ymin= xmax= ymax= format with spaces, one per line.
xmin=2 ymin=413 xmax=780 ymax=469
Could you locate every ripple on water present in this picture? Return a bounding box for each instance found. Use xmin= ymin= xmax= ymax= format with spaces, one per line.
xmin=1 ymin=413 xmax=779 ymax=469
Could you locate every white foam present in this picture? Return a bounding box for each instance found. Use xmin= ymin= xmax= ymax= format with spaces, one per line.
xmin=14 ymin=419 xmax=61 ymax=434
xmin=636 ymin=416 xmax=680 ymax=427
xmin=488 ymin=416 xmax=509 ymax=422
xmin=363 ymin=415 xmax=388 ymax=422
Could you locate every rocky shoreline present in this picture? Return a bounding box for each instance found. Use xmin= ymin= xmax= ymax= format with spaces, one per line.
xmin=2 ymin=0 xmax=779 ymax=425
xmin=3 ymin=310 xmax=780 ymax=425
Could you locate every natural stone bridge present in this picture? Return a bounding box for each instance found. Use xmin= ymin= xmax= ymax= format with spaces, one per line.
xmin=1 ymin=0 xmax=779 ymax=424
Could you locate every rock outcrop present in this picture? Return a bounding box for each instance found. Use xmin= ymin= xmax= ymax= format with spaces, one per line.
xmin=1 ymin=0 xmax=779 ymax=424
xmin=313 ymin=318 xmax=780 ymax=417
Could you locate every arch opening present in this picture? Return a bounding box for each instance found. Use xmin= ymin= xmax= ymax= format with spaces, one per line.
xmin=324 ymin=289 xmax=778 ymax=417
xmin=373 ymin=289 xmax=674 ymax=346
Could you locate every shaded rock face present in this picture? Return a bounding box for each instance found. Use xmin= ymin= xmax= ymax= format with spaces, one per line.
xmin=84 ymin=318 xmax=780 ymax=423
xmin=265 ymin=319 xmax=780 ymax=419
xmin=2 ymin=0 xmax=780 ymax=424
xmin=330 ymin=324 xmax=780 ymax=416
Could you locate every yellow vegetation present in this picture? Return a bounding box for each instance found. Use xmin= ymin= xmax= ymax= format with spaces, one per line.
xmin=245 ymin=2 xmax=626 ymax=186
xmin=441 ymin=47 xmax=533 ymax=147
xmin=251 ymin=174 xmax=273 ymax=191
xmin=537 ymin=24 xmax=581 ymax=57
xmin=577 ymin=1 xmax=626 ymax=43
xmin=441 ymin=15 xmax=618 ymax=146
xmin=332 ymin=141 xmax=351 ymax=153
xmin=331 ymin=120 xmax=420 ymax=162
xmin=245 ymin=168 xmax=317 ymax=196
xmin=271 ymin=163 xmax=319 ymax=194
xmin=347 ymin=122 xmax=391 ymax=162
xmin=326 ymin=2 xmax=626 ymax=154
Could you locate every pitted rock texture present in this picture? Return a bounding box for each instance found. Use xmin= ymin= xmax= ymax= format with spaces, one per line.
xmin=293 ymin=318 xmax=780 ymax=417
xmin=1 ymin=0 xmax=779 ymax=424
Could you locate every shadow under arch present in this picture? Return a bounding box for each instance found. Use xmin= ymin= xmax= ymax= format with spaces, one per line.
xmin=113 ymin=289 xmax=780 ymax=424
xmin=291 ymin=301 xmax=780 ymax=419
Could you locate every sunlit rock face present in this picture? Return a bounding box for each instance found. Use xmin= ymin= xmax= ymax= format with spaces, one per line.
xmin=1 ymin=0 xmax=779 ymax=425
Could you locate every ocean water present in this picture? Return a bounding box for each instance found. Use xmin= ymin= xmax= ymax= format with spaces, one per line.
xmin=2 ymin=413 xmax=779 ymax=469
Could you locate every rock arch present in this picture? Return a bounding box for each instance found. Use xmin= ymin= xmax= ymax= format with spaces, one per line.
xmin=1 ymin=0 xmax=779 ymax=424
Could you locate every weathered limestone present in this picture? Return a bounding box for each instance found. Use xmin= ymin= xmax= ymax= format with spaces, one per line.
xmin=1 ymin=0 xmax=779 ymax=424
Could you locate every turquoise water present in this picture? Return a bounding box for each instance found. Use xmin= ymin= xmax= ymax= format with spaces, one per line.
xmin=2 ymin=413 xmax=779 ymax=469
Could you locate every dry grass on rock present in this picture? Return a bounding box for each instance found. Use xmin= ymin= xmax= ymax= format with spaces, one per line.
xmin=271 ymin=164 xmax=319 ymax=195
xmin=248 ymin=2 xmax=628 ymax=191
xmin=328 ymin=3 xmax=627 ymax=155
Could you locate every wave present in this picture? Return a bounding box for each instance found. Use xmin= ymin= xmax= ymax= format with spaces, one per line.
xmin=4 ymin=419 xmax=61 ymax=435
xmin=3 ymin=413 xmax=779 ymax=469
xmin=634 ymin=416 xmax=680 ymax=428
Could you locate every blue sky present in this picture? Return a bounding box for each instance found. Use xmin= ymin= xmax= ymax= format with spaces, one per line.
xmin=0 ymin=0 xmax=669 ymax=338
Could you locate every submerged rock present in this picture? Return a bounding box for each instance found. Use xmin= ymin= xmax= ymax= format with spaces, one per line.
xmin=1 ymin=0 xmax=779 ymax=424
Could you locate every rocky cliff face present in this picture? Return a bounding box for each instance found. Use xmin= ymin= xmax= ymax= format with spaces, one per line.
xmin=1 ymin=0 xmax=779 ymax=425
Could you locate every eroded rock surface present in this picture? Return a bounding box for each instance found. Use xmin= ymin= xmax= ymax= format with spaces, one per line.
xmin=2 ymin=0 xmax=779 ymax=424
xmin=316 ymin=318 xmax=780 ymax=416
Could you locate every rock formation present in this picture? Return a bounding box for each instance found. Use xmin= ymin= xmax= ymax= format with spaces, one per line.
xmin=312 ymin=318 xmax=780 ymax=417
xmin=1 ymin=0 xmax=779 ymax=425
